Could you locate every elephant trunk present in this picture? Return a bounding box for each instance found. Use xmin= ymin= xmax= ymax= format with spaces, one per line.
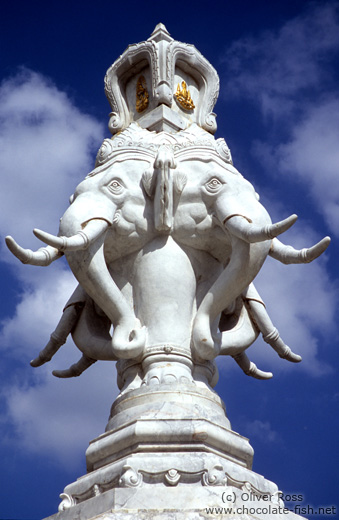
xmin=193 ymin=233 xmax=270 ymax=360
xmin=65 ymin=232 xmax=146 ymax=360
xmin=192 ymin=192 xmax=277 ymax=360
xmin=34 ymin=193 xmax=146 ymax=360
xmin=153 ymin=146 xmax=177 ymax=233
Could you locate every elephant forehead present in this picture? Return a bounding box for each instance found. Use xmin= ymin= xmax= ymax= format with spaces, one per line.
xmin=83 ymin=157 xmax=152 ymax=188
xmin=102 ymin=158 xmax=151 ymax=183
xmin=176 ymin=157 xmax=241 ymax=183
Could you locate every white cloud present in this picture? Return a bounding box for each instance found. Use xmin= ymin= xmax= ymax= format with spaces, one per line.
xmin=251 ymin=224 xmax=336 ymax=377
xmin=222 ymin=4 xmax=339 ymax=237
xmin=257 ymin=99 xmax=339 ymax=236
xmin=0 ymin=68 xmax=104 ymax=249
xmin=0 ymin=265 xmax=118 ymax=468
xmin=3 ymin=361 xmax=117 ymax=469
xmin=0 ymin=267 xmax=76 ymax=356
xmin=222 ymin=3 xmax=339 ymax=119
xmin=245 ymin=420 xmax=279 ymax=443
xmin=0 ymin=69 xmax=115 ymax=466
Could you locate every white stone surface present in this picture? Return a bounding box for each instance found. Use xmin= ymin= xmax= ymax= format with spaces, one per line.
xmin=45 ymin=486 xmax=307 ymax=520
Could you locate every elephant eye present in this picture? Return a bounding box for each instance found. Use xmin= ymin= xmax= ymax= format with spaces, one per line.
xmin=108 ymin=179 xmax=124 ymax=194
xmin=205 ymin=177 xmax=223 ymax=193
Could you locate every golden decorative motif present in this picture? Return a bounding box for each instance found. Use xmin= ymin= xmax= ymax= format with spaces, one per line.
xmin=174 ymin=81 xmax=195 ymax=111
xmin=136 ymin=75 xmax=149 ymax=113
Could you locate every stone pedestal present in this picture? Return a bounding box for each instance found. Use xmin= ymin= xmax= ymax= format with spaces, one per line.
xmin=44 ymin=382 xmax=306 ymax=520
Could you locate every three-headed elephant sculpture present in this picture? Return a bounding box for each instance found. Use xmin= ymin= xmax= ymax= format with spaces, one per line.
xmin=6 ymin=126 xmax=330 ymax=390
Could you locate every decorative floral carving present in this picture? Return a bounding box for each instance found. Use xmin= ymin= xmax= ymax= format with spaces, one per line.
xmin=225 ymin=473 xmax=279 ymax=502
xmin=105 ymin=40 xmax=159 ymax=133
xmin=173 ymin=171 xmax=187 ymax=194
xmin=58 ymin=492 xmax=76 ymax=511
xmin=108 ymin=112 xmax=123 ymax=135
xmin=203 ymin=465 xmax=227 ymax=486
xmin=165 ymin=469 xmax=181 ymax=486
xmin=166 ymin=40 xmax=219 ymax=133
xmin=119 ymin=465 xmax=143 ymax=488
xmin=104 ymin=25 xmax=220 ymax=134
xmin=91 ymin=124 xmax=233 ymax=175
xmin=202 ymin=112 xmax=217 ymax=136
xmin=95 ymin=139 xmax=113 ymax=166
xmin=215 ymin=137 xmax=233 ymax=164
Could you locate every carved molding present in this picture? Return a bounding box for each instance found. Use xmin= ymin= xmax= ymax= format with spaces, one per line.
xmin=105 ymin=40 xmax=159 ymax=133
xmin=93 ymin=123 xmax=232 ymax=174
xmin=166 ymin=40 xmax=219 ymax=133
xmin=58 ymin=460 xmax=282 ymax=510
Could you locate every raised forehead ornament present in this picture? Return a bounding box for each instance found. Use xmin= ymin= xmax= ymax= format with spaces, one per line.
xmin=94 ymin=123 xmax=233 ymax=172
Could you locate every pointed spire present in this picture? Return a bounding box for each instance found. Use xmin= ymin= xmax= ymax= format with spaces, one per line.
xmin=148 ymin=23 xmax=173 ymax=43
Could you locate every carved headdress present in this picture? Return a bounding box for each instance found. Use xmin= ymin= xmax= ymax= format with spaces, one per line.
xmin=104 ymin=23 xmax=220 ymax=135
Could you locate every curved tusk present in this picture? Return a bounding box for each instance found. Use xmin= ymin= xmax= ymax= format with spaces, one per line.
xmin=224 ymin=214 xmax=298 ymax=243
xmin=269 ymin=236 xmax=331 ymax=264
xmin=5 ymin=235 xmax=62 ymax=266
xmin=33 ymin=219 xmax=109 ymax=252
xmin=232 ymin=352 xmax=273 ymax=380
xmin=52 ymin=355 xmax=96 ymax=378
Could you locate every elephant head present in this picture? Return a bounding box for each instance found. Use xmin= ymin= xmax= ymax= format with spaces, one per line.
xmin=6 ymin=133 xmax=330 ymax=377
xmin=7 ymin=147 xmax=160 ymax=360
xmin=173 ymin=154 xmax=298 ymax=361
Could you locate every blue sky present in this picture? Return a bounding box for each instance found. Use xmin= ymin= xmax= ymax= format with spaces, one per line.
xmin=0 ymin=1 xmax=338 ymax=519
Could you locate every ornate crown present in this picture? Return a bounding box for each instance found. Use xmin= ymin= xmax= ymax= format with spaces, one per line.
xmin=104 ymin=23 xmax=220 ymax=135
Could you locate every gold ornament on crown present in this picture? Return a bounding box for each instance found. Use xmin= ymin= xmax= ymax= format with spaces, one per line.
xmin=136 ymin=76 xmax=149 ymax=113
xmin=174 ymin=81 xmax=195 ymax=111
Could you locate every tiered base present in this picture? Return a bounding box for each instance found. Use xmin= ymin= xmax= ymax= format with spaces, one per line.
xmin=45 ymin=481 xmax=306 ymax=520
xmin=43 ymin=382 xmax=306 ymax=520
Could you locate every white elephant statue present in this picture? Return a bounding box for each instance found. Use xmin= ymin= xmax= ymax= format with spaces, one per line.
xmin=6 ymin=124 xmax=330 ymax=388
